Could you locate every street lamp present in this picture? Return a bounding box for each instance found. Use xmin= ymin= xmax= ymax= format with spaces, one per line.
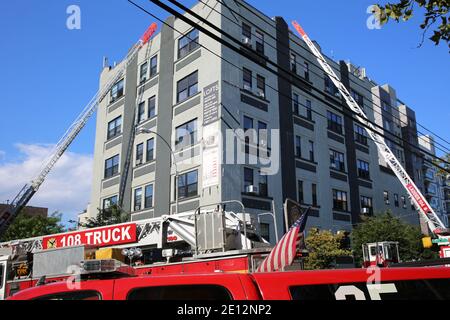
xmin=137 ymin=128 xmax=179 ymax=215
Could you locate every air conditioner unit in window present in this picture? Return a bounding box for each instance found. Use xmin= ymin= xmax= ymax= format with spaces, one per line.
xmin=257 ymin=91 xmax=265 ymax=99
xmin=361 ymin=208 xmax=369 ymax=214
xmin=245 ymin=185 xmax=259 ymax=194
xmin=242 ymin=37 xmax=252 ymax=47
xmin=136 ymin=158 xmax=143 ymax=165
xmin=243 ymin=84 xmax=252 ymax=91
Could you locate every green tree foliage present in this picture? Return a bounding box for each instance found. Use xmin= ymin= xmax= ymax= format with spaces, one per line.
xmin=78 ymin=205 xmax=128 ymax=229
xmin=303 ymin=228 xmax=352 ymax=270
xmin=433 ymin=153 xmax=450 ymax=177
xmin=351 ymin=212 xmax=438 ymax=266
xmin=374 ymin=0 xmax=449 ymax=50
xmin=1 ymin=212 xmax=65 ymax=242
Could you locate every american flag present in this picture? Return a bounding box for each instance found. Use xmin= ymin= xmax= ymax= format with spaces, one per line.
xmin=256 ymin=207 xmax=309 ymax=273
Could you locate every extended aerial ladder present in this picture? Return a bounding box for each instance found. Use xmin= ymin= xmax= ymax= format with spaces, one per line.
xmin=292 ymin=21 xmax=450 ymax=241
xmin=0 ymin=23 xmax=158 ymax=238
xmin=117 ymin=31 xmax=155 ymax=209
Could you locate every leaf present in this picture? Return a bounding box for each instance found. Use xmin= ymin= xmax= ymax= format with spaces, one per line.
xmin=430 ymin=30 xmax=442 ymax=44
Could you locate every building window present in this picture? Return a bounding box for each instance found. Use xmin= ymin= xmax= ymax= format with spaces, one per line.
xmin=394 ymin=193 xmax=399 ymax=207
xmin=140 ymin=62 xmax=148 ymax=84
xmin=384 ymin=191 xmax=390 ymax=205
xmin=103 ymin=195 xmax=118 ymax=209
xmin=256 ymin=75 xmax=265 ymax=98
xmin=305 ymin=99 xmax=312 ymax=120
xmin=150 ymin=55 xmax=158 ymax=77
xmin=361 ymin=196 xmax=373 ymax=216
xmin=308 ymin=141 xmax=314 ymax=162
xmin=243 ymin=68 xmax=252 ymax=91
xmin=257 ymin=121 xmax=267 ymax=153
xmin=175 ymin=119 xmax=197 ymax=150
xmin=290 ymin=53 xmax=297 ymax=73
xmin=312 ymin=184 xmax=318 ymax=207
xmin=330 ymin=150 xmax=345 ymax=172
xmin=303 ymin=62 xmax=309 ymax=81
xmin=351 ymin=90 xmax=364 ymax=107
xmin=324 ymin=76 xmax=339 ymax=96
xmin=381 ymin=100 xmax=390 ymax=112
xmin=146 ymin=138 xmax=154 ymax=162
xmin=136 ymin=143 xmax=144 ymax=165
xmin=255 ymin=30 xmax=264 ymax=55
xmin=107 ymin=116 xmax=122 ymax=140
xmin=148 ymin=96 xmax=156 ymax=118
xmin=357 ymin=159 xmax=370 ymax=179
xmin=244 ymin=167 xmax=254 ymax=190
xmin=145 ymin=184 xmax=154 ymax=209
xmin=177 ymin=71 xmax=198 ymax=103
xmin=327 ymin=111 xmax=343 ymax=134
xmin=104 ymin=155 xmax=119 ymax=178
xmin=134 ymin=187 xmax=142 ymax=211
xmin=260 ymin=223 xmax=270 ymax=242
xmin=244 ymin=116 xmax=253 ymax=153
xmin=178 ymin=29 xmax=199 ymax=59
xmin=242 ymin=22 xmax=252 ymax=39
xmin=110 ymin=79 xmax=124 ymax=103
xmin=258 ymin=170 xmax=268 ymax=197
xmin=178 ymin=170 xmax=198 ymax=199
xmin=354 ymin=124 xmax=368 ymax=145
xmin=295 ymin=136 xmax=302 ymax=158
xmin=401 ymin=196 xmax=407 ymax=209
xmin=293 ymin=93 xmax=300 ymax=115
xmin=333 ymin=189 xmax=348 ymax=212
xmin=298 ymin=181 xmax=304 ymax=204
xmin=138 ymin=102 xmax=145 ymax=123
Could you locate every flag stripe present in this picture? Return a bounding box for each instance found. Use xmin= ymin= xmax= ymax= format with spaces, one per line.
xmin=256 ymin=208 xmax=308 ymax=273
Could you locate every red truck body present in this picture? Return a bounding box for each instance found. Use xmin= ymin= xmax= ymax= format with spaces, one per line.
xmin=7 ymin=266 xmax=450 ymax=300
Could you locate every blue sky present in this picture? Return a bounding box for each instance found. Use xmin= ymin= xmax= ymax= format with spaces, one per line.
xmin=0 ymin=0 xmax=448 ymax=221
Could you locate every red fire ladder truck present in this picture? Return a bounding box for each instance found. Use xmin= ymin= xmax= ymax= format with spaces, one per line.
xmin=291 ymin=21 xmax=450 ymax=262
xmin=0 ymin=22 xmax=158 ymax=239
xmin=0 ymin=203 xmax=273 ymax=299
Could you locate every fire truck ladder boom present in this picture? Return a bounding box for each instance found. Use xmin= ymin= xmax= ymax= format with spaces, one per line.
xmin=292 ymin=21 xmax=449 ymax=237
xmin=0 ymin=23 xmax=158 ymax=238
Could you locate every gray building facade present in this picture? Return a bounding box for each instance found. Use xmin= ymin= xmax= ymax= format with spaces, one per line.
xmin=83 ymin=0 xmax=425 ymax=242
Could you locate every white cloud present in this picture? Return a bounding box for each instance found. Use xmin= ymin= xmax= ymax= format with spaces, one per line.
xmin=0 ymin=150 xmax=5 ymax=161
xmin=0 ymin=144 xmax=93 ymax=222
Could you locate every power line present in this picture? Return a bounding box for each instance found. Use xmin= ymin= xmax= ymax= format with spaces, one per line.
xmin=211 ymin=0 xmax=450 ymax=151
xmin=126 ymin=0 xmax=450 ymax=173
xmin=150 ymin=0 xmax=450 ymax=169
xmin=195 ymin=0 xmax=450 ymax=154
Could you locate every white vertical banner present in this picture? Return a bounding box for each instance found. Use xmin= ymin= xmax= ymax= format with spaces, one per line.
xmin=202 ymin=81 xmax=221 ymax=189
xmin=202 ymin=122 xmax=220 ymax=189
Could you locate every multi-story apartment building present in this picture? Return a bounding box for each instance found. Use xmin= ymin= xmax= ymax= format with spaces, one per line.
xmin=419 ymin=135 xmax=449 ymax=226
xmin=81 ymin=0 xmax=425 ymax=242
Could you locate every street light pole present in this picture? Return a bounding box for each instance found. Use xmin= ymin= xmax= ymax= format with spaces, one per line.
xmin=137 ymin=128 xmax=178 ymax=215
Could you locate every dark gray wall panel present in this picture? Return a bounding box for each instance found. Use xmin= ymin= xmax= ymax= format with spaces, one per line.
xmin=175 ymin=49 xmax=201 ymax=71
xmin=133 ymin=163 xmax=156 ymax=178
xmin=105 ymin=136 xmax=122 ymax=150
xmin=174 ymin=95 xmax=201 ymax=116
xmin=296 ymin=160 xmax=317 ymax=173
xmin=102 ymin=176 xmax=120 ymax=189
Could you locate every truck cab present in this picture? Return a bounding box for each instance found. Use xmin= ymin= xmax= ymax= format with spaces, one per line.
xmin=7 ymin=266 xmax=450 ymax=300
